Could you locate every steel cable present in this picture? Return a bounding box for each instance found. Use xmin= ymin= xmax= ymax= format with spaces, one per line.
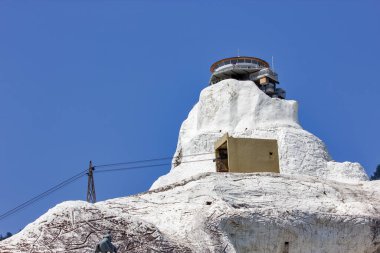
xmin=94 ymin=152 xmax=214 ymax=168
xmin=0 ymin=170 xmax=87 ymax=221
xmin=0 ymin=152 xmax=216 ymax=222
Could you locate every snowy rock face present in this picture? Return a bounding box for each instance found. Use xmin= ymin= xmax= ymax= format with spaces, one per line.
xmin=1 ymin=78 xmax=377 ymax=253
xmin=1 ymin=173 xmax=379 ymax=253
xmin=151 ymin=79 xmax=368 ymax=189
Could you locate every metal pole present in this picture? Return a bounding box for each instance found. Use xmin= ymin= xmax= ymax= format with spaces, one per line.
xmin=87 ymin=161 xmax=96 ymax=203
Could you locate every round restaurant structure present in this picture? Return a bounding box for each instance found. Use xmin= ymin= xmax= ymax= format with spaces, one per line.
xmin=209 ymin=56 xmax=285 ymax=99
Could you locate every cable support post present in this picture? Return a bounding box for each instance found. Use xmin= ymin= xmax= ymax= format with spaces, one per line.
xmin=86 ymin=161 xmax=96 ymax=204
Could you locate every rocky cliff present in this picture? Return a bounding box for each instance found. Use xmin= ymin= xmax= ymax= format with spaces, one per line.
xmin=1 ymin=173 xmax=379 ymax=252
xmin=1 ymin=79 xmax=378 ymax=253
xmin=152 ymin=79 xmax=368 ymax=189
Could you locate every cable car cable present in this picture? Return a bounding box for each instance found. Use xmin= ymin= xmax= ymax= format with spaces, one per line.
xmin=0 ymin=154 xmax=216 ymax=222
xmin=94 ymin=158 xmax=216 ymax=174
xmin=94 ymin=152 xmax=214 ymax=168
xmin=0 ymin=170 xmax=87 ymax=221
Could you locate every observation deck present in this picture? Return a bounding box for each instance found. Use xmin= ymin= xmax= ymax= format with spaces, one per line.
xmin=209 ymin=56 xmax=285 ymax=99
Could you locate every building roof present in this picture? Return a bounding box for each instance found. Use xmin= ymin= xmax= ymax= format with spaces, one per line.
xmin=210 ymin=56 xmax=270 ymax=73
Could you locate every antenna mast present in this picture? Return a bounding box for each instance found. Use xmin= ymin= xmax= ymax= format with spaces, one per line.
xmin=272 ymin=56 xmax=275 ymax=71
xmin=87 ymin=161 xmax=96 ymax=203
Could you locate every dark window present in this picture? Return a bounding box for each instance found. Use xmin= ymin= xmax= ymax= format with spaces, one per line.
xmin=284 ymin=242 xmax=289 ymax=253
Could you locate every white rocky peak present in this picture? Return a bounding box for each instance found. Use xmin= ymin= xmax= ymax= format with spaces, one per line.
xmin=151 ymin=79 xmax=368 ymax=189
xmin=1 ymin=79 xmax=377 ymax=253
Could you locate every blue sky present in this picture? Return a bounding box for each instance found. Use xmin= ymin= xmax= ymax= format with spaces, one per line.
xmin=0 ymin=1 xmax=379 ymax=234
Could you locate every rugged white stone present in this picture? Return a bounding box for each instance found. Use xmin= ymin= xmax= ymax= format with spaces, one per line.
xmin=151 ymin=79 xmax=368 ymax=189
xmin=1 ymin=79 xmax=377 ymax=253
xmin=1 ymin=173 xmax=379 ymax=252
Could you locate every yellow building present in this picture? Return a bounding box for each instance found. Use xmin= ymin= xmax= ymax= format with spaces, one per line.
xmin=215 ymin=134 xmax=280 ymax=173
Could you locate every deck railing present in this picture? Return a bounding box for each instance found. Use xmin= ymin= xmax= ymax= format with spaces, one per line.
xmin=214 ymin=63 xmax=263 ymax=74
xmin=250 ymin=68 xmax=278 ymax=80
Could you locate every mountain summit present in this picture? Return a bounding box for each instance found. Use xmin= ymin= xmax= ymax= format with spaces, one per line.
xmin=1 ymin=78 xmax=378 ymax=253
xmin=152 ymin=79 xmax=368 ymax=189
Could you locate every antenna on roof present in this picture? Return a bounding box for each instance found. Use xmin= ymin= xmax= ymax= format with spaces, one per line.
xmin=272 ymin=56 xmax=275 ymax=71
xmin=237 ymin=48 xmax=240 ymax=57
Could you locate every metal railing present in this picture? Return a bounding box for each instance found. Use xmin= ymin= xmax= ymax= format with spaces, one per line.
xmin=214 ymin=63 xmax=263 ymax=74
xmin=213 ymin=61 xmax=267 ymax=72
xmin=250 ymin=68 xmax=278 ymax=81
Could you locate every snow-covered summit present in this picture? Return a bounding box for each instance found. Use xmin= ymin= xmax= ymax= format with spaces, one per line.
xmin=1 ymin=78 xmax=378 ymax=253
xmin=151 ymin=79 xmax=368 ymax=189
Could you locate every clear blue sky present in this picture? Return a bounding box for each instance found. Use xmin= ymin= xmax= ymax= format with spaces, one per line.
xmin=0 ymin=1 xmax=379 ymax=235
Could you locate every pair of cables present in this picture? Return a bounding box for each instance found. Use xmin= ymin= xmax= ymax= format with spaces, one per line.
xmin=0 ymin=152 xmax=214 ymax=222
xmin=94 ymin=152 xmax=214 ymax=173
xmin=0 ymin=170 xmax=87 ymax=222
